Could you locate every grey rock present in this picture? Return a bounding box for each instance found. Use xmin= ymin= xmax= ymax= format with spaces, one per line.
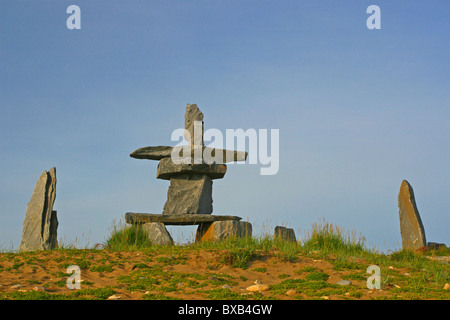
xmin=19 ymin=168 xmax=58 ymax=252
xmin=196 ymin=220 xmax=252 ymax=242
xmin=163 ymin=174 xmax=213 ymax=215
xmin=141 ymin=222 xmax=174 ymax=245
xmin=274 ymin=226 xmax=297 ymax=242
xmin=130 ymin=145 xmax=247 ymax=164
xmin=398 ymin=180 xmax=426 ymax=250
xmin=336 ymin=280 xmax=352 ymax=286
xmin=130 ymin=146 xmax=173 ymax=160
xmin=33 ymin=286 xmax=47 ymax=292
xmin=173 ymin=145 xmax=247 ymax=165
xmin=426 ymin=242 xmax=447 ymax=250
xmin=125 ymin=213 xmax=242 ymax=225
xmin=10 ymin=284 xmax=23 ymax=289
xmin=185 ymin=104 xmax=204 ymax=146
xmin=156 ymin=157 xmax=227 ymax=180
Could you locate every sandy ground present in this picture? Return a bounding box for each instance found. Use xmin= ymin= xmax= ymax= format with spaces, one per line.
xmin=0 ymin=249 xmax=448 ymax=300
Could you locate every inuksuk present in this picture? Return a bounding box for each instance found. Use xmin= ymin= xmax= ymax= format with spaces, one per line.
xmin=126 ymin=104 xmax=252 ymax=244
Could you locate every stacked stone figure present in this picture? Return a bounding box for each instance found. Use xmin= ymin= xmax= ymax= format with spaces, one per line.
xmin=126 ymin=104 xmax=251 ymax=243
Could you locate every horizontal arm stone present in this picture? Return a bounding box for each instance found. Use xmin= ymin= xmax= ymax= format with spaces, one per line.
xmin=130 ymin=146 xmax=173 ymax=160
xmin=130 ymin=146 xmax=247 ymax=163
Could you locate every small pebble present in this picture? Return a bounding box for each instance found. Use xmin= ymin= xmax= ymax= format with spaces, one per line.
xmin=107 ymin=294 xmax=121 ymax=300
xmin=336 ymin=280 xmax=352 ymax=286
xmin=285 ymin=289 xmax=297 ymax=296
xmin=444 ymin=283 xmax=450 ymax=290
xmin=10 ymin=284 xmax=23 ymax=289
xmin=33 ymin=286 xmax=47 ymax=292
xmin=246 ymin=284 xmax=270 ymax=292
xmin=222 ymin=285 xmax=232 ymax=289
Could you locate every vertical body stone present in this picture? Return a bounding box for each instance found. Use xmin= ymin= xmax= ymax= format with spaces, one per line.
xmin=162 ymin=174 xmax=213 ymax=215
xmin=398 ymin=180 xmax=426 ymax=250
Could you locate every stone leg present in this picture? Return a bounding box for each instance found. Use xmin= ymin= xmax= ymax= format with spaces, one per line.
xmin=141 ymin=222 xmax=174 ymax=245
xmin=162 ymin=174 xmax=213 ymax=215
xmin=195 ymin=220 xmax=252 ymax=242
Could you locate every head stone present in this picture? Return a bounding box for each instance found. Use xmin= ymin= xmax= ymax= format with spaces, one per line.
xmin=184 ymin=104 xmax=204 ymax=146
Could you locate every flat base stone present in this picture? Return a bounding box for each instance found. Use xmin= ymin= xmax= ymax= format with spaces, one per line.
xmin=195 ymin=220 xmax=252 ymax=242
xmin=125 ymin=212 xmax=242 ymax=225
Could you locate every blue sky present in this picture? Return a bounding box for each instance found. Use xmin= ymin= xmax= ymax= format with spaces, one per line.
xmin=1 ymin=1 xmax=449 ymax=251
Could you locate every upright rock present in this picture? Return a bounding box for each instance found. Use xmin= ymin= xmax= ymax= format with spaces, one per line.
xmin=274 ymin=226 xmax=297 ymax=242
xmin=19 ymin=168 xmax=58 ymax=252
xmin=163 ymin=174 xmax=213 ymax=215
xmin=398 ymin=180 xmax=426 ymax=251
xmin=184 ymin=103 xmax=204 ymax=146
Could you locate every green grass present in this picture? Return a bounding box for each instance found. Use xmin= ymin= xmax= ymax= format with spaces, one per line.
xmin=305 ymin=271 xmax=330 ymax=281
xmin=90 ymin=265 xmax=114 ymax=272
xmin=219 ymin=247 xmax=258 ymax=270
xmin=302 ymin=219 xmax=368 ymax=256
xmin=105 ymin=222 xmax=153 ymax=250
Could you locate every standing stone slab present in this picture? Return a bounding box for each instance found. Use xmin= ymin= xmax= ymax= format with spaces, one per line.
xmin=398 ymin=180 xmax=426 ymax=250
xmin=142 ymin=222 xmax=174 ymax=245
xmin=274 ymin=226 xmax=297 ymax=242
xmin=195 ymin=220 xmax=252 ymax=242
xmin=19 ymin=168 xmax=58 ymax=252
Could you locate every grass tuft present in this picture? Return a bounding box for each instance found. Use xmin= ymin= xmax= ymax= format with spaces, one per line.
xmin=302 ymin=219 xmax=368 ymax=256
xmin=105 ymin=221 xmax=152 ymax=250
